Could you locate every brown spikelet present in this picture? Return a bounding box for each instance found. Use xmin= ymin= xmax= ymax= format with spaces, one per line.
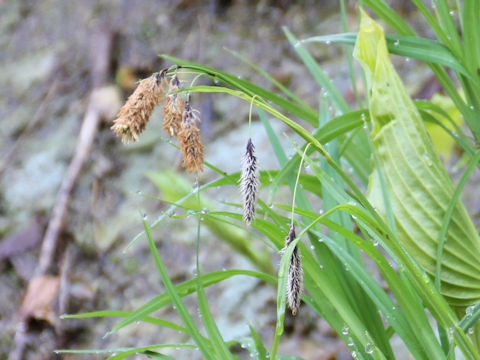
xmin=178 ymin=101 xmax=204 ymax=173
xmin=111 ymin=71 xmax=167 ymax=143
xmin=240 ymin=138 xmax=259 ymax=225
xmin=285 ymin=225 xmax=303 ymax=316
xmin=162 ymin=77 xmax=185 ymax=137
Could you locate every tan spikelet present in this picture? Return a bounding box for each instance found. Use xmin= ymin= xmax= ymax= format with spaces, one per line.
xmin=178 ymin=101 xmax=204 ymax=173
xmin=111 ymin=71 xmax=167 ymax=143
xmin=163 ymin=77 xmax=185 ymax=137
xmin=284 ymin=225 xmax=303 ymax=316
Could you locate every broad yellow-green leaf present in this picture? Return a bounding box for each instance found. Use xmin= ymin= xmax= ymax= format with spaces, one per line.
xmin=354 ymin=10 xmax=480 ymax=306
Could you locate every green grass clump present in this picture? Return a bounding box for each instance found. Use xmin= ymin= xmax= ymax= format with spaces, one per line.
xmin=61 ymin=1 xmax=480 ymax=359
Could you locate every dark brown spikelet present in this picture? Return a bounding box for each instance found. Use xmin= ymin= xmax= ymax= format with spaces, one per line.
xmin=178 ymin=101 xmax=204 ymax=173
xmin=285 ymin=225 xmax=303 ymax=316
xmin=240 ymin=138 xmax=259 ymax=225
xmin=111 ymin=71 xmax=168 ymax=143
xmin=163 ymin=76 xmax=185 ymax=137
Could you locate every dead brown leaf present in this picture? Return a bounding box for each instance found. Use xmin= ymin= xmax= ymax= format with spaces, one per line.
xmin=20 ymin=275 xmax=60 ymax=326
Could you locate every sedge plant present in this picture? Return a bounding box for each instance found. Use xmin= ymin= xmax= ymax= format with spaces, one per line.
xmin=59 ymin=1 xmax=480 ymax=359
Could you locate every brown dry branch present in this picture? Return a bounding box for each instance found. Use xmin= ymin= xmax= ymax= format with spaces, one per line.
xmin=178 ymin=101 xmax=204 ymax=173
xmin=240 ymin=138 xmax=259 ymax=225
xmin=163 ymin=76 xmax=185 ymax=137
xmin=111 ymin=71 xmax=168 ymax=143
xmin=9 ymin=27 xmax=114 ymax=360
xmin=285 ymin=225 xmax=303 ymax=316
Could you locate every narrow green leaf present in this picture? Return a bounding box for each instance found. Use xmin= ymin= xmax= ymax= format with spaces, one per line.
xmin=361 ymin=0 xmax=416 ymax=36
xmin=108 ymin=344 xmax=194 ymax=360
xmin=270 ymin=236 xmax=300 ymax=359
xmin=248 ymin=325 xmax=269 ymax=360
xmin=142 ymin=220 xmax=214 ymax=358
xmin=108 ymin=270 xmax=275 ymax=336
xmin=302 ymin=33 xmax=470 ymax=78
xmin=283 ymin=27 xmax=350 ymax=114
xmin=162 ymin=55 xmax=319 ymax=126
xmin=463 ymin=0 xmax=480 ymax=74
xmin=62 ymin=311 xmax=186 ymax=333
xmin=224 ymin=47 xmax=316 ymax=114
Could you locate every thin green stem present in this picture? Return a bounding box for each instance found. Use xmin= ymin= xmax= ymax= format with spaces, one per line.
xmin=291 ymin=143 xmax=312 ymax=227
xmin=248 ymin=94 xmax=259 ymax=138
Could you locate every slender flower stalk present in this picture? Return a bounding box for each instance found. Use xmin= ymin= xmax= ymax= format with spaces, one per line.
xmin=163 ymin=76 xmax=185 ymax=138
xmin=285 ymin=225 xmax=303 ymax=316
xmin=283 ymin=144 xmax=309 ymax=316
xmin=178 ymin=101 xmax=204 ymax=173
xmin=240 ymin=138 xmax=259 ymax=225
xmin=111 ymin=71 xmax=167 ymax=143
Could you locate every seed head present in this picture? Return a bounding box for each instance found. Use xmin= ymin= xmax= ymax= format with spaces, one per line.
xmin=285 ymin=225 xmax=303 ymax=316
xmin=163 ymin=77 xmax=185 ymax=137
xmin=178 ymin=101 xmax=204 ymax=173
xmin=111 ymin=71 xmax=167 ymax=143
xmin=240 ymin=138 xmax=259 ymax=225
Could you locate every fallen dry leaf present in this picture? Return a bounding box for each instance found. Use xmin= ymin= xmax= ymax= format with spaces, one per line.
xmin=20 ymin=275 xmax=60 ymax=326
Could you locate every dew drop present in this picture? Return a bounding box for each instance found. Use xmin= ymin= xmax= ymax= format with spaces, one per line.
xmin=342 ymin=325 xmax=349 ymax=335
xmin=365 ymin=343 xmax=374 ymax=354
xmin=469 ymin=327 xmax=475 ymax=335
xmin=449 ymin=10 xmax=455 ymax=15
xmin=310 ymin=245 xmax=315 ymax=250
xmin=423 ymin=154 xmax=433 ymax=166
xmin=470 ymin=105 xmax=475 ymax=110
xmin=373 ymin=240 xmax=379 ymax=247
xmin=466 ymin=305 xmax=475 ymax=317
xmin=318 ymin=238 xmax=323 ymax=243
xmin=326 ymin=40 xmax=331 ymax=45
xmin=394 ymin=39 xmax=400 ymax=46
